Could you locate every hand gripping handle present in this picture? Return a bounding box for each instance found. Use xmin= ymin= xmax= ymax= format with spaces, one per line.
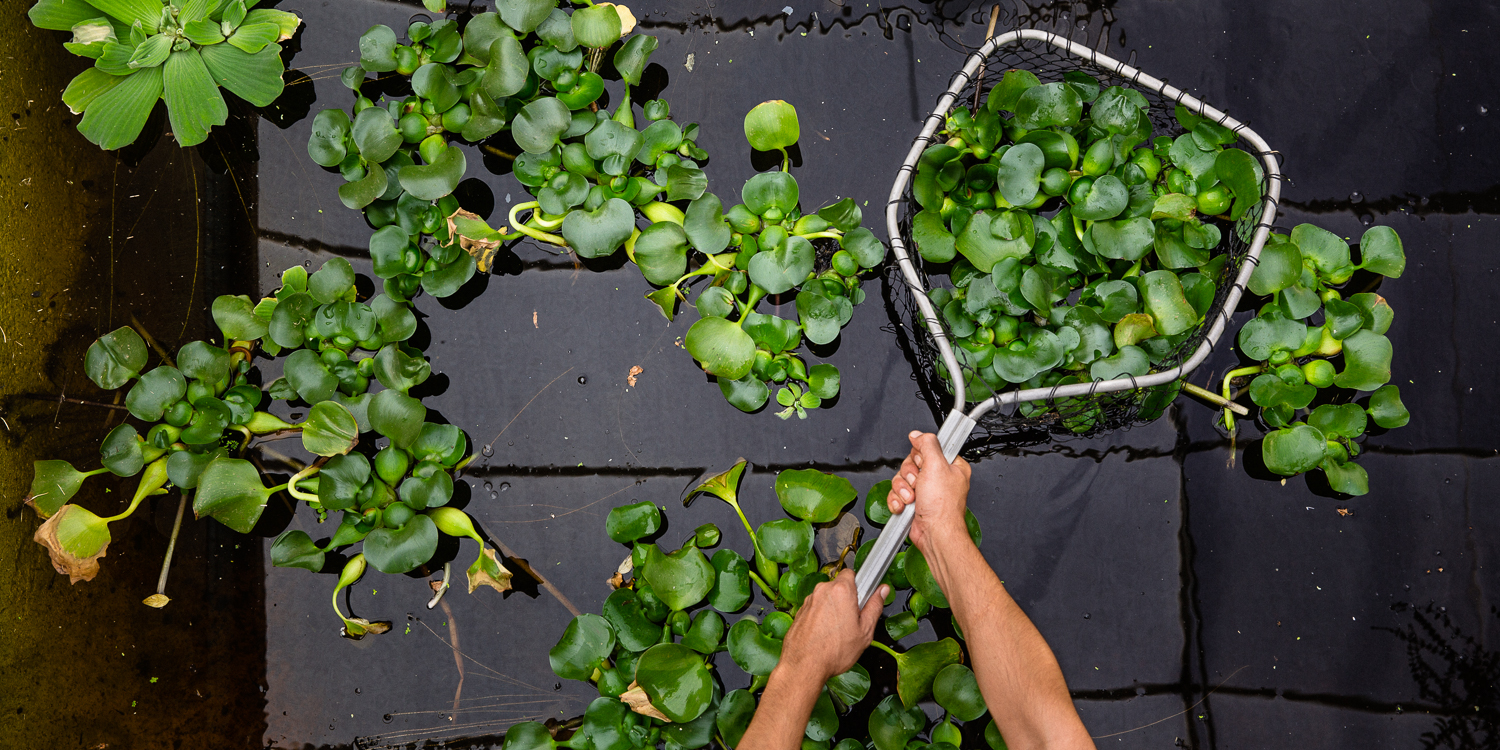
xmin=854 ymin=411 xmax=975 ymax=607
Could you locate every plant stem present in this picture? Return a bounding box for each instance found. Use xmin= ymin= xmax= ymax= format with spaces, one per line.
xmin=286 ymin=463 xmax=322 ymax=503
xmin=130 ymin=313 xmax=176 ymax=369
xmin=869 ymin=640 xmax=901 ymax=659
xmin=232 ymin=425 xmax=253 ymax=453
xmin=508 ymin=202 xmax=569 ymax=247
xmin=737 ymin=286 xmax=767 ymax=327
xmin=153 ymin=491 xmax=189 ymax=596
xmin=747 ymin=570 xmax=780 ymax=604
xmin=1181 ymin=382 xmax=1249 ymax=416
xmin=19 ymin=393 xmax=130 ymax=411
xmin=480 ymin=144 xmax=517 ymax=161
xmin=796 ymin=231 xmax=843 ymax=242
xmin=780 ymin=148 xmax=790 ymax=173
xmin=1220 ymin=365 xmax=1264 ymax=437
xmin=427 ymin=562 xmax=452 ymax=610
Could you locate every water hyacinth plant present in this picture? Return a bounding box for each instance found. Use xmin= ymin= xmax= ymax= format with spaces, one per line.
xmin=535 ymin=459 xmax=1007 ymax=750
xmin=308 ymin=4 xmax=885 ymax=418
xmin=28 ymin=0 xmax=300 ymax=149
xmin=26 ymin=258 xmax=508 ymax=636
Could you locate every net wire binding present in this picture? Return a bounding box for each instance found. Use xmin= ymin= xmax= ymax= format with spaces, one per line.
xmin=884 ymin=29 xmax=1283 ymax=460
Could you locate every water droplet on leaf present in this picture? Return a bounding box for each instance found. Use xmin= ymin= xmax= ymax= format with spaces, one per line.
xmin=499 ymin=482 xmax=511 ymax=491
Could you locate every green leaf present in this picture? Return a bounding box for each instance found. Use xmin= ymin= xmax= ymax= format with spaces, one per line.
xmin=1215 ymin=148 xmax=1263 ymax=221
xmin=199 ymin=42 xmax=284 ymax=107
xmin=805 ymin=688 xmax=839 ymax=742
xmin=1072 ymin=174 xmax=1128 ymax=221
xmin=1349 ymin=292 xmax=1395 ymax=335
xmin=498 ymin=0 xmax=556 ymax=33
xmin=316 ymin=453 xmax=369 ymax=512
xmin=28 ymin=0 xmax=108 ymax=31
xmin=902 ymin=546 xmax=948 ymax=608
xmin=1367 ymin=384 xmax=1410 ymax=429
xmin=571 ymin=3 xmax=622 ymax=47
xmin=270 ymin=530 xmax=325 ymax=572
xmin=884 ymin=611 xmax=919 ymax=641
xmin=125 ymin=366 xmax=186 ymax=421
xmin=991 ymin=328 xmax=1065 ymax=384
xmin=633 ymin=221 xmax=689 ymax=286
xmin=985 ymin=69 xmax=1040 ymax=113
xmin=606 ymin=501 xmax=661 ymax=544
xmin=1359 ymin=225 xmax=1405 ymax=277
xmin=719 ymin=374 xmax=769 ymax=413
xmin=681 ymin=609 xmax=726 ymax=654
xmin=244 ymin=9 xmax=300 ymax=41
xmin=635 ymin=643 xmax=714 ymax=723
xmin=996 ymin=142 xmax=1044 ymax=207
xmin=744 ymin=100 xmax=799 ymax=152
xmin=727 ymin=617 xmax=783 ymax=675
xmin=177 ymin=342 xmax=230 ymax=385
xmin=84 ymin=326 xmax=147 ymax=389
xmin=602 ymin=587 xmax=660 ymax=652
xmin=1290 ymin=223 xmax=1353 ymax=279
xmin=373 ymin=343 xmax=431 ymax=395
xmin=551 ymin=613 xmax=616 ymax=680
xmin=749 ymin=235 xmax=815 ymax=295
xmin=36 ymin=504 xmax=112 ymax=582
xmin=759 ymin=518 xmax=813 ymax=564
xmin=194 ymin=458 xmax=274 ymax=533
xmin=796 ymin=288 xmax=849 ymax=346
xmin=480 ymin=32 xmax=529 ymax=98
xmin=1013 ymin=82 xmax=1082 ymax=129
xmin=774 ymin=469 xmax=856 ymax=523
xmin=716 ymin=690 xmax=757 ymax=748
xmin=301 ymin=401 xmax=359 ymax=457
xmin=827 ymin=664 xmax=871 ymax=707
xmin=956 ymin=211 xmax=1032 ymax=273
xmin=512 ymin=96 xmax=571 ymax=154
xmin=125 ymin=33 xmax=170 ymax=70
xmin=1088 ymin=217 xmax=1155 ymax=261
xmin=817 ymin=197 xmax=862 ymax=233
xmin=842 ymin=227 xmax=885 ymax=269
xmin=338 ymin=163 xmax=388 ymax=210
xmin=614 ymin=33 xmax=658 ymax=86
xmin=892 ymin=637 xmax=962 ymax=708
xmin=912 ymin=209 xmax=956 ymax=263
xmin=868 ymin=695 xmax=927 ymax=750
xmin=368 ymin=389 xmax=426 ymax=449
xmin=306 ymin=108 xmax=351 ymax=168
xmin=708 ymin=548 xmax=751 ymax=612
xmin=62 ymin=68 xmax=124 ymax=116
xmin=1140 ymin=270 xmax=1199 ymax=336
xmin=1150 ymin=193 xmax=1197 ymax=222
xmin=560 ymin=198 xmax=632 ymax=259
xmin=398 ymin=468 xmax=453 ymax=510
xmin=352 ymin=106 xmax=402 ymax=163
xmin=358 ymin=24 xmax=397 ymax=71
xmin=371 ymin=294 xmax=417 ymax=342
xmin=165 ymin=447 xmax=223 ymax=491
xmin=1261 ymin=424 xmax=1327 ymax=476
xmin=411 ymin=62 xmax=459 ymax=113
xmin=806 ymin=365 xmax=839 ymax=401
xmin=308 ymin=257 xmax=355 ymax=303
xmin=684 ymin=193 xmax=732 ymax=255
xmin=1248 ymin=239 xmax=1303 ymax=296
xmin=1334 ymin=330 xmax=1393 ymax=391
xmin=363 ymin=514 xmax=438 ymax=573
xmin=400 ymin=145 xmax=465 ymax=202
xmin=1248 ymin=374 xmax=1316 ymax=411
xmin=684 ymin=317 xmax=756 ymax=380
xmin=642 ymin=543 xmax=714 ymax=611
xmin=421 ymin=253 xmax=477 ymax=299
xmin=1236 ymin=313 xmax=1307 ymax=361
xmin=27 ymin=460 xmax=93 ymax=518
xmin=77 ymin=63 xmax=161 ymax=150
xmin=741 ymin=171 xmax=799 ymax=215
xmin=1321 ymin=458 xmax=1369 ymax=496
xmin=665 ymin=162 xmax=708 ymax=201
xmin=226 ymin=22 xmax=280 ymax=54
xmin=1308 ymin=403 xmax=1367 ymax=440
xmin=933 ymin=664 xmax=987 ymax=721
xmin=1089 ymin=344 xmax=1149 ymax=381
xmin=864 ymin=480 xmax=892 ymax=525
xmin=100 ymin=423 xmax=145 ymax=477
xmin=282 ymin=349 xmax=337 ymax=404
xmin=1323 ymin=298 xmax=1367 ymax=340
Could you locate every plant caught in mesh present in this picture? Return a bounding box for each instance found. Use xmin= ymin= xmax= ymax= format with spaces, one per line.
xmin=307 ymin=5 xmax=884 ymax=417
xmin=26 ymin=258 xmax=508 ymax=637
xmin=535 ymin=460 xmax=1007 ymax=750
xmin=28 ymin=0 xmax=300 ymax=149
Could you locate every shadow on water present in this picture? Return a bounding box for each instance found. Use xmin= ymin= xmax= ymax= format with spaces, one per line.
xmin=1379 ymin=603 xmax=1500 ymax=749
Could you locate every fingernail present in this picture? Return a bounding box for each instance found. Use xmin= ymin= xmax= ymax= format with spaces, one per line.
xmin=906 ymin=472 xmax=917 ymax=483
xmin=900 ymin=488 xmax=912 ymax=501
xmin=909 ymin=430 xmax=920 ymax=439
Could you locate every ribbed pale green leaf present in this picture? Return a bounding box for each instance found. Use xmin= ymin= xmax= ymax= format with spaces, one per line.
xmin=180 ymin=0 xmax=218 ymax=23
xmin=29 ymin=0 xmax=106 ymax=31
xmin=244 ymin=8 xmax=299 ymax=40
xmin=199 ymin=42 xmax=284 ymax=106
xmin=163 ymin=49 xmax=227 ymax=147
xmin=183 ymin=19 xmax=224 ymax=45
xmin=87 ymin=0 xmax=162 ymax=31
xmin=94 ymin=39 xmax=137 ymax=75
xmin=226 ymin=22 xmax=279 ymax=53
xmin=63 ymin=68 xmax=124 ymax=115
xmin=77 ymin=63 xmax=161 ymax=150
xmin=126 ymin=33 xmax=171 ymax=69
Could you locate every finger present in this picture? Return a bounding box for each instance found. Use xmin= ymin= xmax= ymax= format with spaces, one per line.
xmin=889 ymin=484 xmax=914 ymax=514
xmin=858 ymin=584 xmax=889 ymax=629
xmin=955 ymin=456 xmax=972 ymax=478
xmin=912 ymin=432 xmax=946 ymax=470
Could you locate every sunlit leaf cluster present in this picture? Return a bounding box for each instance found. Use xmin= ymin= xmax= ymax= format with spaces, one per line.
xmin=911 ymin=70 xmax=1265 ymax=433
xmin=27 ymin=258 xmax=506 ymax=635
xmin=533 ymin=460 xmax=1009 ymax=750
xmin=1229 ymin=223 xmax=1409 ymax=495
xmin=308 ymin=7 xmax=883 ymax=417
xmin=29 ymin=0 xmax=299 ymax=148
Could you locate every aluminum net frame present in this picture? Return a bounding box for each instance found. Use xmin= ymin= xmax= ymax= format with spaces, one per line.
xmin=882 ymin=28 xmax=1285 ymax=459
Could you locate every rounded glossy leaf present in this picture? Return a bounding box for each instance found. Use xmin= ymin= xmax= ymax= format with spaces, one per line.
xmin=606 ymin=501 xmax=661 ymax=544
xmin=1014 ymin=82 xmax=1082 ymax=129
xmin=501 ymin=722 xmax=556 ymax=750
xmin=633 ymin=221 xmax=689 ymax=286
xmin=1289 ymin=223 xmax=1352 ymax=279
xmin=358 ymin=25 xmax=397 ymax=71
xmin=307 ymin=108 xmax=351 ymax=167
xmin=727 ymin=617 xmax=783 ymax=676
xmin=1333 ymin=330 xmax=1393 ymax=391
xmin=912 ymin=209 xmax=957 ymax=263
xmin=986 ymin=69 xmax=1041 ymax=113
xmin=1367 ymin=384 xmax=1410 ymax=429
xmin=996 ymin=142 xmax=1044 ymax=207
xmin=642 ymin=543 xmax=714 ymax=611
xmin=685 ymin=193 xmax=732 ymax=255
xmin=1237 ymin=314 xmax=1307 ymax=361
xmin=842 ymin=227 xmax=885 ymax=269
xmin=562 ymin=198 xmax=634 ymax=259
xmin=1322 ymin=458 xmax=1370 ymax=496
xmin=614 ymin=33 xmax=659 ymax=86
xmin=635 ymin=643 xmax=713 ymax=724
xmin=400 ymin=146 xmax=466 ymax=202
xmin=868 ymin=695 xmax=926 ymax=750
xmin=1262 ymin=424 xmax=1327 ymax=476
xmin=177 ymin=340 xmax=231 ymax=383
xmin=1248 ymin=374 xmax=1316 ymax=411
xmin=363 ymin=514 xmax=438 ymax=573
xmin=180 ymin=397 xmax=232 ymax=445
xmin=270 ymin=530 xmax=326 ymax=572
xmin=681 ymin=609 xmax=726 ymax=654
xmin=1215 ymin=147 xmax=1264 ymax=221
xmin=796 ymin=288 xmax=849 ymax=346
xmin=514 ymin=97 xmax=572 ymax=154
xmin=775 ymin=468 xmax=856 ymax=523
xmin=603 ymin=587 xmax=660 ymax=653
xmin=1323 ymin=298 xmax=1366 ymax=341
xmin=1248 ymin=240 xmax=1302 ymax=296
xmin=933 ymin=664 xmax=986 ymax=721
xmin=744 ymin=100 xmax=799 ymax=152
xmin=1072 ymin=175 xmax=1128 ymax=221
xmin=374 ymin=343 xmax=431 ymax=394
xmin=100 ymin=424 xmax=145 ymax=477
xmin=1359 ymin=225 xmax=1405 ymax=277
xmin=684 ymin=317 xmax=756 ymax=380
xmin=301 ymin=401 xmax=359 ymax=457
xmin=719 ymin=373 xmax=769 ymax=413
xmin=1349 ymin=293 xmax=1395 ymax=335
xmin=741 ymin=171 xmax=799 ymax=215
xmin=571 ymin=3 xmax=622 ymax=48
xmin=316 ymin=453 xmax=370 ymax=512
xmin=125 ymin=366 xmax=187 ymax=421
xmin=864 ymin=479 xmax=893 ymax=525
xmin=1141 ymin=270 xmax=1199 ymax=336
xmin=27 ymin=460 xmax=93 ymax=517
xmin=85 ymin=326 xmax=148 ymax=389
xmin=550 ymin=613 xmax=616 ymax=680
xmin=338 ymin=163 xmax=388 ymax=210
xmin=894 ymin=637 xmax=963 ymax=708
xmin=1089 ymin=345 xmax=1149 ymax=382
xmin=352 ymin=106 xmax=402 ymax=164
xmin=1089 ymin=217 xmax=1155 ymax=261
xmin=194 ymin=458 xmax=273 ymax=533
xmin=956 ymin=211 xmax=1032 ymax=273
xmin=757 ymin=518 xmax=813 ymax=564
xmin=991 ymin=329 xmax=1065 ymax=384
xmin=828 ymin=664 xmax=871 ymax=706
xmin=411 ymin=63 xmax=459 ymax=113
xmin=166 ymin=447 xmax=223 ymax=491
xmin=283 ymin=349 xmax=338 ymax=404
xmin=368 ymin=389 xmax=427 ymax=449
xmin=1309 ymin=403 xmax=1367 ymax=440
xmin=716 ymin=690 xmax=757 ymax=748
xmin=709 ymin=548 xmax=752 ymax=613
xmin=499 ymin=0 xmax=556 ymax=33
xmin=902 ymin=546 xmax=948 ymax=608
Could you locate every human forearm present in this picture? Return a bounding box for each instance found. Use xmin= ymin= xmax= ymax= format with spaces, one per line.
xmin=737 ymin=662 xmax=824 ymax=750
xmin=923 ymin=533 xmax=1093 ymax=750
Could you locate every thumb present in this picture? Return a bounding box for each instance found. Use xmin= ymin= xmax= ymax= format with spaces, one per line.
xmin=911 ymin=431 xmax=947 ymax=470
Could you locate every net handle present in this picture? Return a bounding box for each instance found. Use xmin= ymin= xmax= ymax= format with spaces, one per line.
xmin=884 ymin=28 xmax=1284 ymax=427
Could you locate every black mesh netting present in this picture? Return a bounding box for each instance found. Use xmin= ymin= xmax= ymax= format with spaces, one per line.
xmin=881 ymin=32 xmax=1276 ymax=458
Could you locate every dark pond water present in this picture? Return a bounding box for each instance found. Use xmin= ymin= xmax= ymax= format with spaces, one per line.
xmin=4 ymin=1 xmax=1498 ymax=748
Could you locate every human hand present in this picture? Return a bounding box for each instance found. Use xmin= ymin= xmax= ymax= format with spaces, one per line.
xmin=887 ymin=430 xmax=972 ymax=554
xmin=777 ymin=569 xmax=887 ymax=683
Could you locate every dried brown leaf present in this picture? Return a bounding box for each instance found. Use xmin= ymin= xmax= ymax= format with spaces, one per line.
xmin=468 ymin=546 xmax=514 ymax=594
xmin=33 ymin=505 xmax=109 ymax=584
xmin=447 ymin=208 xmax=509 ymax=273
xmin=341 ymin=618 xmax=392 ymax=640
xmin=142 ymin=594 xmax=171 ymax=608
xmin=620 ymin=682 xmax=670 ymax=721
xmin=627 ymin=365 xmax=643 ymax=388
